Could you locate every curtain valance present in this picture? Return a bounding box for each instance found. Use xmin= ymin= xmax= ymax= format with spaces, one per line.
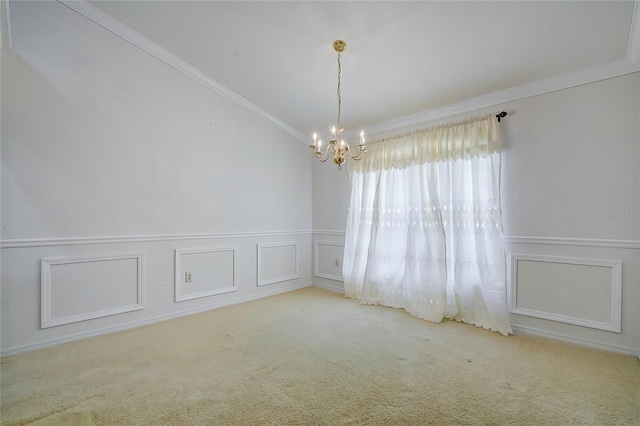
xmin=351 ymin=113 xmax=501 ymax=173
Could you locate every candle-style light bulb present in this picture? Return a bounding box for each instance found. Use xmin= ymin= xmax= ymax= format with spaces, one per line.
xmin=313 ymin=132 xmax=317 ymax=141
xmin=331 ymin=126 xmax=336 ymax=135
xmin=318 ymin=139 xmax=322 ymax=150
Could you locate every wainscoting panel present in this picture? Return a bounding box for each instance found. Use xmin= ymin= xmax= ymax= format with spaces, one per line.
xmin=314 ymin=241 xmax=345 ymax=281
xmin=257 ymin=243 xmax=299 ymax=286
xmin=3 ymin=232 xmax=312 ymax=357
xmin=174 ymin=248 xmax=237 ymax=302
xmin=509 ymin=253 xmax=622 ymax=332
xmin=41 ymin=254 xmax=143 ymax=328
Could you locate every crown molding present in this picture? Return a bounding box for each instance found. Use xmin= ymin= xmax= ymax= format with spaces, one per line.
xmin=628 ymin=0 xmax=640 ymax=67
xmin=344 ymin=58 xmax=639 ymax=140
xmin=7 ymin=1 xmax=638 ymax=144
xmin=56 ymin=0 xmax=308 ymax=144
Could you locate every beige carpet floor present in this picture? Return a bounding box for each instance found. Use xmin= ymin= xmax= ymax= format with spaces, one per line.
xmin=1 ymin=287 xmax=639 ymax=425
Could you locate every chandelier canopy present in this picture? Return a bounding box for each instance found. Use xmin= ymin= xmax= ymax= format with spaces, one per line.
xmin=309 ymin=40 xmax=367 ymax=171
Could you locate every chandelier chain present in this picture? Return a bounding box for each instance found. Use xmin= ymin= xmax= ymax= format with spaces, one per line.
xmin=336 ymin=51 xmax=342 ymax=134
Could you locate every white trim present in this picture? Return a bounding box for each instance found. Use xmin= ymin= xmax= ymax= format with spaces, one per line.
xmin=314 ymin=241 xmax=345 ymax=282
xmin=51 ymin=1 xmax=639 ymax=146
xmin=312 ymin=281 xmax=344 ymax=294
xmin=5 ymin=233 xmax=635 ymax=250
xmin=1 ymin=230 xmax=312 ymax=249
xmin=174 ymin=247 xmax=237 ymax=302
xmin=312 ymin=230 xmax=347 ymax=237
xmin=511 ymin=324 xmax=638 ymax=357
xmin=627 ymin=0 xmax=640 ymax=67
xmin=41 ymin=253 xmax=144 ymax=328
xmin=3 ymin=281 xmax=311 ymax=358
xmin=343 ymin=59 xmax=638 ymax=140
xmin=504 ymin=236 xmax=640 ymax=249
xmin=56 ymin=0 xmax=308 ymax=144
xmin=311 ymin=233 xmax=640 ymax=249
xmin=508 ymin=253 xmax=622 ymax=333
xmin=256 ymin=242 xmax=299 ymax=286
xmin=5 ymin=0 xmax=13 ymax=50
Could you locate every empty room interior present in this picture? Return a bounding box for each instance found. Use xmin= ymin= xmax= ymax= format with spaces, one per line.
xmin=1 ymin=1 xmax=639 ymax=424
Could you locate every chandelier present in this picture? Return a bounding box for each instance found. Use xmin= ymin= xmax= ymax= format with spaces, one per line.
xmin=310 ymin=40 xmax=367 ymax=171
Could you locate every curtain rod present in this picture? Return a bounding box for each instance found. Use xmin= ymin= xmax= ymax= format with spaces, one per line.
xmin=376 ymin=111 xmax=509 ymax=143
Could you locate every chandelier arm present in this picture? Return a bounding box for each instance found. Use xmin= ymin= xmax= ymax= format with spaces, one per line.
xmin=347 ymin=146 xmax=366 ymax=160
xmin=312 ymin=143 xmax=333 ymax=162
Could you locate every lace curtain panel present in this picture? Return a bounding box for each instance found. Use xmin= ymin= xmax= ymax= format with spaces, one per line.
xmin=342 ymin=114 xmax=512 ymax=335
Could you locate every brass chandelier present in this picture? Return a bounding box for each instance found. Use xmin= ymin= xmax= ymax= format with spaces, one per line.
xmin=310 ymin=40 xmax=367 ymax=170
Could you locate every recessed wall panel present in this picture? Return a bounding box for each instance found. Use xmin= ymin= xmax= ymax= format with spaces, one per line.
xmin=510 ymin=254 xmax=622 ymax=332
xmin=257 ymin=243 xmax=298 ymax=286
xmin=175 ymin=248 xmax=237 ymax=302
xmin=41 ymin=254 xmax=143 ymax=328
xmin=315 ymin=241 xmax=344 ymax=281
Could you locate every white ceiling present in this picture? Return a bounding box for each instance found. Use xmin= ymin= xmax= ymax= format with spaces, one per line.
xmin=8 ymin=1 xmax=640 ymax=141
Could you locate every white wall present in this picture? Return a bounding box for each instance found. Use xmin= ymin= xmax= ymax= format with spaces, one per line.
xmin=500 ymin=74 xmax=639 ymax=241
xmin=312 ymin=73 xmax=640 ymax=355
xmin=311 ymin=160 xmax=351 ymax=292
xmin=498 ymin=73 xmax=639 ymax=354
xmin=2 ymin=1 xmax=638 ymax=357
xmin=1 ymin=1 xmax=312 ymax=356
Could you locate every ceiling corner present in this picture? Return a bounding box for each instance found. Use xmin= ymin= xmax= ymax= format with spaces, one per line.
xmin=57 ymin=0 xmax=309 ymax=145
xmin=627 ymin=0 xmax=640 ymax=68
xmin=3 ymin=0 xmax=13 ymax=50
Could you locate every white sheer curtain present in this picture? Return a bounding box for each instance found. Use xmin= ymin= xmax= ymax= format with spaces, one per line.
xmin=342 ymin=114 xmax=511 ymax=335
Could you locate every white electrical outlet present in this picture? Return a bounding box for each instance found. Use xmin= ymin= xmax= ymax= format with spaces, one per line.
xmin=185 ymin=272 xmax=192 ymax=283
xmin=334 ymin=259 xmax=340 ymax=267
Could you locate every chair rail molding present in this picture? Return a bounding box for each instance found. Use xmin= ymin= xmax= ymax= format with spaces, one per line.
xmin=312 ymin=230 xmax=346 ymax=236
xmin=1 ymin=230 xmax=312 ymax=248
xmin=504 ymin=235 xmax=640 ymax=249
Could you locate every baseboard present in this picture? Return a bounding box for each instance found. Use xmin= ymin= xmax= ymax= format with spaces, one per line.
xmin=312 ymin=282 xmax=344 ymax=294
xmin=8 ymin=284 xmax=635 ymax=358
xmin=311 ymin=284 xmax=638 ymax=356
xmin=1 ymin=282 xmax=312 ymax=358
xmin=511 ymin=324 xmax=639 ymax=357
